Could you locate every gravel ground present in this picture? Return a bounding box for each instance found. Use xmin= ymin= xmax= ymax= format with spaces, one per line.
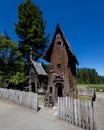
xmin=0 ymin=92 xmax=103 ymax=130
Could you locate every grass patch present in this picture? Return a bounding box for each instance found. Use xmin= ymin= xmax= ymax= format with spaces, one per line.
xmin=78 ymin=95 xmax=92 ymax=100
xmin=77 ymin=84 xmax=104 ymax=92
xmin=38 ymin=94 xmax=45 ymax=104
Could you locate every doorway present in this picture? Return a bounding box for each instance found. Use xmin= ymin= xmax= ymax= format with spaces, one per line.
xmin=31 ymin=82 xmax=35 ymax=93
xmin=56 ymin=83 xmax=63 ymax=97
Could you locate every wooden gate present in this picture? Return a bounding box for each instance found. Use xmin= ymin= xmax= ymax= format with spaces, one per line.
xmin=58 ymin=97 xmax=97 ymax=130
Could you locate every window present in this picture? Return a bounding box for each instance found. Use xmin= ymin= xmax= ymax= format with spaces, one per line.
xmin=57 ymin=41 xmax=61 ymax=45
xmin=57 ymin=64 xmax=62 ymax=73
xmin=50 ymin=87 xmax=52 ymax=93
xmin=57 ymin=64 xmax=61 ymax=69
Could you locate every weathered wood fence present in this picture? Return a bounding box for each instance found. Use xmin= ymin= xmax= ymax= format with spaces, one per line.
xmin=58 ymin=97 xmax=97 ymax=130
xmin=78 ymin=88 xmax=96 ymax=97
xmin=0 ymin=88 xmax=38 ymax=111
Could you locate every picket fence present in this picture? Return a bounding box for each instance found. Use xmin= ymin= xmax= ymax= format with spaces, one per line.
xmin=0 ymin=88 xmax=38 ymax=111
xmin=58 ymin=97 xmax=97 ymax=130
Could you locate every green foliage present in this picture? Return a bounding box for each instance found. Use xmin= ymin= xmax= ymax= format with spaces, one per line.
xmin=0 ymin=33 xmax=25 ymax=87
xmin=15 ymin=0 xmax=49 ymax=62
xmin=9 ymin=72 xmax=28 ymax=85
xmin=0 ymin=34 xmax=23 ymax=74
xmin=0 ymin=71 xmax=4 ymax=87
xmin=76 ymin=68 xmax=104 ymax=84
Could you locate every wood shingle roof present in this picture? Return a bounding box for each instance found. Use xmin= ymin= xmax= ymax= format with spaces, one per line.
xmin=31 ymin=59 xmax=48 ymax=76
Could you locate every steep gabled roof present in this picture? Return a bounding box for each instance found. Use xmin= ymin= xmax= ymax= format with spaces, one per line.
xmin=31 ymin=59 xmax=48 ymax=76
xmin=43 ymin=24 xmax=79 ymax=65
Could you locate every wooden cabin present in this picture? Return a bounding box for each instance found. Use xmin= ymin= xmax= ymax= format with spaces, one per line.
xmin=43 ymin=24 xmax=79 ymax=106
xmin=27 ymin=48 xmax=47 ymax=93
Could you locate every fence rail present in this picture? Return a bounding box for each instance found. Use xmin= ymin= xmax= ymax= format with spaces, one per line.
xmin=58 ymin=97 xmax=97 ymax=130
xmin=0 ymin=88 xmax=38 ymax=111
xmin=78 ymin=88 xmax=96 ymax=97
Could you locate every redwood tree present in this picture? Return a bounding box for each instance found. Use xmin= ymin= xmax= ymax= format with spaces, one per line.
xmin=15 ymin=0 xmax=49 ymax=62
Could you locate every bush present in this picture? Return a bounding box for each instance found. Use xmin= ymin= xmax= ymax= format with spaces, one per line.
xmin=9 ymin=72 xmax=29 ymax=90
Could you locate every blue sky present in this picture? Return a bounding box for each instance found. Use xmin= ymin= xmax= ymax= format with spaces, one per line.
xmin=0 ymin=0 xmax=104 ymax=76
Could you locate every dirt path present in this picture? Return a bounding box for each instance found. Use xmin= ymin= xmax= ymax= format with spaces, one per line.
xmin=0 ymin=98 xmax=83 ymax=130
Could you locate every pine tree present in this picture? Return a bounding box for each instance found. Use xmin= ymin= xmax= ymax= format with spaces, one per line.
xmin=15 ymin=0 xmax=49 ymax=62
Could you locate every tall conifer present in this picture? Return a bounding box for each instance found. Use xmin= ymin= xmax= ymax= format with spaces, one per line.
xmin=15 ymin=0 xmax=49 ymax=62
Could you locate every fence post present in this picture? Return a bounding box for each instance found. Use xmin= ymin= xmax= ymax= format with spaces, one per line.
xmin=60 ymin=97 xmax=63 ymax=120
xmin=77 ymin=99 xmax=81 ymax=127
xmin=85 ymin=100 xmax=89 ymax=130
xmin=74 ymin=98 xmax=77 ymax=126
xmin=58 ymin=97 xmax=60 ymax=118
xmin=89 ymin=101 xmax=93 ymax=130
xmin=93 ymin=102 xmax=97 ymax=130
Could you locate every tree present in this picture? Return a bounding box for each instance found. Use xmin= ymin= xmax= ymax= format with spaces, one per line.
xmin=0 ymin=33 xmax=23 ymax=87
xmin=15 ymin=0 xmax=49 ymax=62
xmin=9 ymin=72 xmax=28 ymax=90
xmin=0 ymin=34 xmax=22 ymax=73
xmin=76 ymin=68 xmax=104 ymax=84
